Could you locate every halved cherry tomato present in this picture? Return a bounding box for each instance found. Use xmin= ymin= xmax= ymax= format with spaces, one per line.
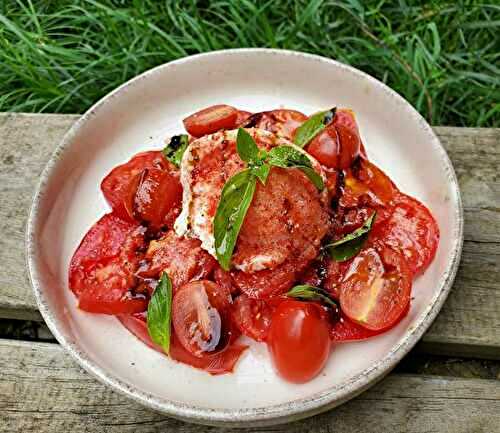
xmin=340 ymin=244 xmax=412 ymax=331
xmin=69 ymin=213 xmax=147 ymax=314
xmin=307 ymin=124 xmax=360 ymax=169
xmin=117 ymin=313 xmax=247 ymax=375
xmin=172 ymin=280 xmax=232 ymax=357
xmin=101 ymin=151 xmax=172 ymax=221
xmin=231 ymin=294 xmax=276 ymax=342
xmin=183 ymin=104 xmax=238 ymax=137
xmin=243 ymin=109 xmax=308 ymax=141
xmin=371 ymin=192 xmax=439 ymax=275
xmin=136 ymin=231 xmax=216 ymax=291
xmin=267 ymin=300 xmax=331 ymax=383
xmin=133 ymin=168 xmax=182 ymax=230
xmin=333 ymin=108 xmax=367 ymax=157
xmin=330 ymin=312 xmax=382 ymax=342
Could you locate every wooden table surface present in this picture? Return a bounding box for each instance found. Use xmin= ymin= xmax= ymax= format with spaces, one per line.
xmin=0 ymin=113 xmax=499 ymax=432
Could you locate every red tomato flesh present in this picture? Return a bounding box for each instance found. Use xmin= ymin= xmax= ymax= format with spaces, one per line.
xmin=133 ymin=168 xmax=182 ymax=230
xmin=172 ymin=280 xmax=232 ymax=357
xmin=231 ymin=294 xmax=276 ymax=342
xmin=183 ymin=104 xmax=238 ymax=137
xmin=267 ymin=300 xmax=331 ymax=383
xmin=244 ymin=109 xmax=308 ymax=141
xmin=118 ymin=313 xmax=247 ymax=375
xmin=340 ymin=244 xmax=412 ymax=331
xmin=69 ymin=213 xmax=147 ymax=314
xmin=101 ymin=151 xmax=172 ymax=221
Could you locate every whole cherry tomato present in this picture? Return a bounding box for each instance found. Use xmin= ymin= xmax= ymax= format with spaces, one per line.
xmin=267 ymin=300 xmax=331 ymax=383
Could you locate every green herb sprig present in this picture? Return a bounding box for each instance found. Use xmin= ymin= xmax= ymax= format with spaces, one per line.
xmin=147 ymin=272 xmax=173 ymax=354
xmin=293 ymin=107 xmax=336 ymax=148
xmin=214 ymin=128 xmax=325 ymax=270
xmin=286 ymin=284 xmax=338 ymax=308
xmin=163 ymin=134 xmax=189 ymax=167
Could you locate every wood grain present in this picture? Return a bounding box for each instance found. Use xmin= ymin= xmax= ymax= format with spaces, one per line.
xmin=0 ymin=338 xmax=498 ymax=433
xmin=0 ymin=114 xmax=499 ymax=358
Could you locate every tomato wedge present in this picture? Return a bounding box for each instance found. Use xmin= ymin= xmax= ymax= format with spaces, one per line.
xmin=117 ymin=313 xmax=247 ymax=375
xmin=371 ymin=192 xmax=440 ymax=275
xmin=231 ymin=294 xmax=276 ymax=342
xmin=340 ymin=244 xmax=412 ymax=331
xmin=243 ymin=109 xmax=308 ymax=141
xmin=267 ymin=300 xmax=331 ymax=383
xmin=183 ymin=104 xmax=238 ymax=137
xmin=69 ymin=213 xmax=147 ymax=314
xmin=172 ymin=280 xmax=233 ymax=357
xmin=133 ymin=168 xmax=182 ymax=230
xmin=101 ymin=151 xmax=172 ymax=221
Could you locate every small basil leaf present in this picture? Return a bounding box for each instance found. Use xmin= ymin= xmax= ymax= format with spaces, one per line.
xmin=297 ymin=166 xmax=325 ymax=190
xmin=268 ymin=145 xmax=312 ymax=168
xmin=293 ymin=107 xmax=336 ymax=148
xmin=147 ymin=272 xmax=173 ymax=354
xmin=325 ymin=212 xmax=376 ymax=261
xmin=163 ymin=134 xmax=189 ymax=167
xmin=214 ymin=169 xmax=257 ymax=270
xmin=286 ymin=284 xmax=338 ymax=308
xmin=251 ymin=163 xmax=271 ymax=185
xmin=236 ymin=128 xmax=260 ymax=164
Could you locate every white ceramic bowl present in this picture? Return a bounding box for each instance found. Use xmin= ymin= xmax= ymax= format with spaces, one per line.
xmin=26 ymin=49 xmax=463 ymax=427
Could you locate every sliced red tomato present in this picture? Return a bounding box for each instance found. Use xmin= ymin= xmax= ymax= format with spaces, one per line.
xmin=213 ymin=266 xmax=237 ymax=295
xmin=69 ymin=213 xmax=147 ymax=314
xmin=267 ymin=300 xmax=331 ymax=383
xmin=243 ymin=109 xmax=308 ymax=141
xmin=333 ymin=108 xmax=367 ymax=157
xmin=101 ymin=151 xmax=172 ymax=221
xmin=133 ymin=168 xmax=182 ymax=230
xmin=340 ymin=244 xmax=412 ymax=331
xmin=231 ymin=294 xmax=277 ymax=342
xmin=306 ymin=124 xmax=360 ymax=169
xmin=117 ymin=313 xmax=247 ymax=375
xmin=330 ymin=312 xmax=382 ymax=342
xmin=137 ymin=231 xmax=216 ymax=291
xmin=172 ymin=280 xmax=233 ymax=357
xmin=234 ymin=110 xmax=253 ymax=126
xmin=323 ymin=259 xmax=351 ymax=300
xmin=183 ymin=104 xmax=238 ymax=137
xmin=371 ymin=192 xmax=440 ymax=275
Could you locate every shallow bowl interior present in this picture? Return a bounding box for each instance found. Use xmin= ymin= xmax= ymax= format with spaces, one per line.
xmin=27 ymin=49 xmax=462 ymax=427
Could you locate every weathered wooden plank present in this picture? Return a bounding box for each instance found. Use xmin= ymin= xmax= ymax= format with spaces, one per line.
xmin=0 ymin=114 xmax=499 ymax=358
xmin=0 ymin=339 xmax=498 ymax=433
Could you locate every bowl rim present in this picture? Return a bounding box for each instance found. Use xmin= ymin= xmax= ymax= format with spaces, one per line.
xmin=26 ymin=48 xmax=463 ymax=426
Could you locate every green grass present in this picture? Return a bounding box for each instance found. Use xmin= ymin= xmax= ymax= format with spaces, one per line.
xmin=0 ymin=0 xmax=499 ymax=126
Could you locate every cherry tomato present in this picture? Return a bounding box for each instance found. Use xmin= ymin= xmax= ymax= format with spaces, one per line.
xmin=183 ymin=104 xmax=238 ymax=137
xmin=340 ymin=244 xmax=412 ymax=331
xmin=133 ymin=168 xmax=182 ymax=230
xmin=333 ymin=108 xmax=367 ymax=157
xmin=234 ymin=110 xmax=253 ymax=126
xmin=244 ymin=109 xmax=308 ymax=141
xmin=267 ymin=300 xmax=331 ymax=383
xmin=101 ymin=151 xmax=172 ymax=221
xmin=136 ymin=231 xmax=216 ymax=291
xmin=172 ymin=280 xmax=233 ymax=357
xmin=118 ymin=313 xmax=247 ymax=375
xmin=69 ymin=213 xmax=148 ymax=314
xmin=231 ymin=294 xmax=276 ymax=342
xmin=330 ymin=312 xmax=382 ymax=342
xmin=371 ymin=192 xmax=439 ymax=275
xmin=307 ymin=124 xmax=360 ymax=169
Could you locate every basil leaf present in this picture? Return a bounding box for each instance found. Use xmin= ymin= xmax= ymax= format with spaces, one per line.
xmin=286 ymin=285 xmax=338 ymax=308
xmin=268 ymin=146 xmax=324 ymax=190
xmin=163 ymin=134 xmax=189 ymax=167
xmin=293 ymin=108 xmax=336 ymax=148
xmin=147 ymin=272 xmax=173 ymax=354
xmin=236 ymin=128 xmax=260 ymax=164
xmin=325 ymin=212 xmax=376 ymax=261
xmin=214 ymin=169 xmax=257 ymax=270
xmin=251 ymin=163 xmax=271 ymax=185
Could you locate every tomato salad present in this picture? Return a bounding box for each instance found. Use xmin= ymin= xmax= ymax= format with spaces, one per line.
xmin=69 ymin=104 xmax=439 ymax=383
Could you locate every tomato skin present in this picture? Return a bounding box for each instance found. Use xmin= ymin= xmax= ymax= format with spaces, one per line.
xmin=330 ymin=313 xmax=382 ymax=342
xmin=172 ymin=280 xmax=232 ymax=357
xmin=101 ymin=151 xmax=173 ymax=221
xmin=243 ymin=109 xmax=308 ymax=141
xmin=117 ymin=313 xmax=247 ymax=375
xmin=267 ymin=300 xmax=331 ymax=383
xmin=333 ymin=108 xmax=367 ymax=157
xmin=340 ymin=244 xmax=412 ymax=331
xmin=133 ymin=168 xmax=182 ymax=229
xmin=231 ymin=294 xmax=276 ymax=342
xmin=234 ymin=110 xmax=253 ymax=126
xmin=183 ymin=104 xmax=238 ymax=137
xmin=371 ymin=192 xmax=439 ymax=275
xmin=69 ymin=213 xmax=148 ymax=314
xmin=307 ymin=124 xmax=360 ymax=169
